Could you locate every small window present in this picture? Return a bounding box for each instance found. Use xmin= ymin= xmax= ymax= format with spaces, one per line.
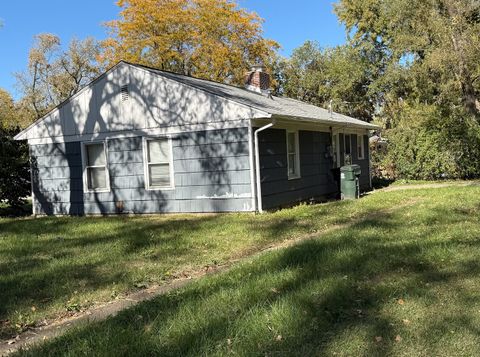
xmin=286 ymin=130 xmax=300 ymax=179
xmin=144 ymin=137 xmax=173 ymax=189
xmin=357 ymin=134 xmax=365 ymax=159
xmin=84 ymin=142 xmax=109 ymax=191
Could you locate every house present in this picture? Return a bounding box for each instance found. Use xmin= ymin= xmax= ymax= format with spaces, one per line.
xmin=14 ymin=61 xmax=378 ymax=215
xmin=370 ymin=134 xmax=388 ymax=153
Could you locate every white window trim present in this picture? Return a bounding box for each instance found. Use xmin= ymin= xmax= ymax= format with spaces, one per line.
xmin=142 ymin=136 xmax=175 ymax=191
xmin=286 ymin=130 xmax=301 ymax=180
xmin=357 ymin=134 xmax=365 ymax=160
xmin=81 ymin=140 xmax=111 ymax=193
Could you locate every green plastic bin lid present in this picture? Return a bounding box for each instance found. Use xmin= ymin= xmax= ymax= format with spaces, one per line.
xmin=340 ymin=164 xmax=361 ymax=172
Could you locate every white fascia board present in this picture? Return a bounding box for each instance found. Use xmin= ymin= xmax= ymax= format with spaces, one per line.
xmin=267 ymin=115 xmax=379 ymax=130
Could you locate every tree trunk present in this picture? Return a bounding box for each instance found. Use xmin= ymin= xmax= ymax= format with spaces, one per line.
xmin=461 ymin=79 xmax=480 ymax=116
xmin=450 ymin=32 xmax=480 ymax=116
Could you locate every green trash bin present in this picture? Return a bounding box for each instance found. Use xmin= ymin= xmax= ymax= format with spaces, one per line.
xmin=340 ymin=164 xmax=361 ymax=200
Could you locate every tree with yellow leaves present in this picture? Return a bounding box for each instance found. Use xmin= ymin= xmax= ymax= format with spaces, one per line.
xmin=102 ymin=0 xmax=279 ymax=84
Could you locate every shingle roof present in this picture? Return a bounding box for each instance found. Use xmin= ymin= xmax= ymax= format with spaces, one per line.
xmin=129 ymin=62 xmax=378 ymax=130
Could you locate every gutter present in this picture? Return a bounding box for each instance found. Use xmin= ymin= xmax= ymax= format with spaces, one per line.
xmin=271 ymin=114 xmax=380 ymax=131
xmin=253 ymin=120 xmax=275 ymax=213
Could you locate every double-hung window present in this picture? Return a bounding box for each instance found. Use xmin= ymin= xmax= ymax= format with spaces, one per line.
xmin=357 ymin=134 xmax=365 ymax=160
xmin=286 ymin=130 xmax=300 ymax=179
xmin=144 ymin=137 xmax=173 ymax=189
xmin=84 ymin=142 xmax=109 ymax=191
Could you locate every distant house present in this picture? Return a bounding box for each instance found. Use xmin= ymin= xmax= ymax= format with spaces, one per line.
xmin=14 ymin=61 xmax=377 ymax=215
xmin=370 ymin=134 xmax=388 ymax=153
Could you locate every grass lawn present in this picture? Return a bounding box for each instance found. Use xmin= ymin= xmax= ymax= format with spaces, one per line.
xmin=3 ymin=183 xmax=480 ymax=356
xmin=0 ymin=188 xmax=409 ymax=339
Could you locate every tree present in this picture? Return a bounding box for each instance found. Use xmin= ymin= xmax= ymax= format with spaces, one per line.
xmin=281 ymin=41 xmax=376 ymax=121
xmin=102 ymin=0 xmax=279 ymax=84
xmin=333 ymin=0 xmax=480 ymax=180
xmin=335 ymin=0 xmax=480 ymax=117
xmin=15 ymin=34 xmax=102 ymax=120
xmin=0 ymin=89 xmax=19 ymax=129
xmin=0 ymin=89 xmax=31 ymax=208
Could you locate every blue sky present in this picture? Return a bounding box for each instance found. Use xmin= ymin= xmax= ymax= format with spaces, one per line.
xmin=0 ymin=1 xmax=346 ymax=97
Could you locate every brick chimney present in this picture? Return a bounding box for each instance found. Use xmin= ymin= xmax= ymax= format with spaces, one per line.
xmin=245 ymin=64 xmax=271 ymax=95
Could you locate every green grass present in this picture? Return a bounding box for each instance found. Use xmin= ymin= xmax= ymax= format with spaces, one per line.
xmin=0 ymin=192 xmax=403 ymax=339
xmin=389 ymin=179 xmax=468 ymax=186
xmin=4 ymin=184 xmax=480 ymax=356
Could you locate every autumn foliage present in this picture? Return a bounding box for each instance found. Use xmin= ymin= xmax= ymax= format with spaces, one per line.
xmin=102 ymin=0 xmax=279 ymax=84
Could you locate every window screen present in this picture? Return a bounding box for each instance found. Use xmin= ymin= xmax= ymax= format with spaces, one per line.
xmin=287 ymin=131 xmax=300 ymax=178
xmin=85 ymin=143 xmax=108 ymax=190
xmin=146 ymin=138 xmax=172 ymax=188
xmin=357 ymin=134 xmax=365 ymax=159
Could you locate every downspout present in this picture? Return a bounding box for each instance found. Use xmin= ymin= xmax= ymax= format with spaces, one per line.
xmin=29 ymin=145 xmax=36 ymax=217
xmin=367 ymin=129 xmax=372 ymax=189
xmin=254 ymin=120 xmax=275 ymax=213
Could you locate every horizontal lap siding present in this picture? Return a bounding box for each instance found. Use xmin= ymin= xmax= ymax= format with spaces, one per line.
xmin=31 ymin=142 xmax=83 ymax=215
xmin=30 ymin=127 xmax=252 ymax=215
xmin=258 ymin=128 xmax=338 ymax=210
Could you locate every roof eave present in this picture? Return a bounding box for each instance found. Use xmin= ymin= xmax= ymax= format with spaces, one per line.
xmin=269 ymin=114 xmax=380 ymax=130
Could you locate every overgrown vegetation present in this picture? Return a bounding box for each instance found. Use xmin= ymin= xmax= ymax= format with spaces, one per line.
xmin=384 ymin=107 xmax=480 ymax=179
xmin=282 ymin=0 xmax=480 ymax=180
xmin=0 ymin=90 xmax=31 ymax=208
xmin=9 ymin=184 xmax=480 ymax=356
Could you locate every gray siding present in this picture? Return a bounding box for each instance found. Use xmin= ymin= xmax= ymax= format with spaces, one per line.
xmin=339 ymin=133 xmax=371 ymax=191
xmin=258 ymin=129 xmax=371 ymax=210
xmin=258 ymin=128 xmax=339 ymax=210
xmin=30 ymin=128 xmax=252 ymax=215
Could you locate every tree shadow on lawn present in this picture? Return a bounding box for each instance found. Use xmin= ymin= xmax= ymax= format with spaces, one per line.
xmin=0 ymin=214 xmax=224 ymax=336
xmin=18 ymin=207 xmax=480 ymax=357
xmin=0 ymin=207 xmax=316 ymax=337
